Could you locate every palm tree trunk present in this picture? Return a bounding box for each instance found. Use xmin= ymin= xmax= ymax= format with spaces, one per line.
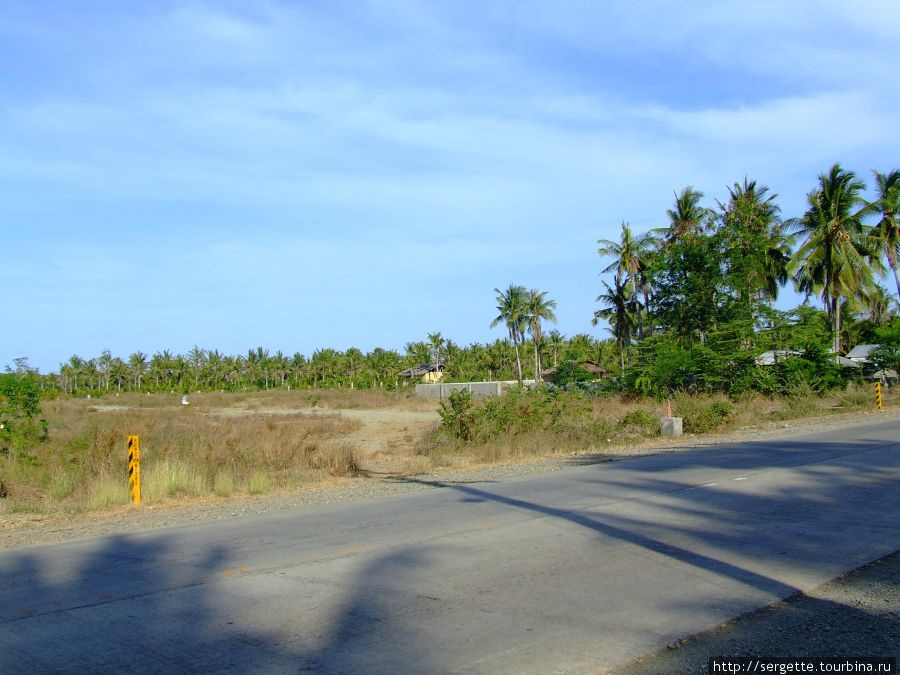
xmin=887 ymin=245 xmax=900 ymax=301
xmin=832 ymin=297 xmax=842 ymax=358
xmin=513 ymin=341 xmax=523 ymax=386
xmin=533 ymin=343 xmax=541 ymax=389
xmin=629 ymin=274 xmax=644 ymax=340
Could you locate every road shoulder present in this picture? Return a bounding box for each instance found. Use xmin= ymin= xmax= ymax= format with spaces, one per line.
xmin=610 ymin=549 xmax=900 ymax=675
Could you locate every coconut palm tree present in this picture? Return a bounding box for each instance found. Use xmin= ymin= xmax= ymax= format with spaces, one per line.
xmin=206 ymin=350 xmax=224 ymax=389
xmin=850 ymin=283 xmax=897 ymax=326
xmin=60 ymin=355 xmax=85 ymax=394
xmin=666 ymin=187 xmax=713 ymax=241
xmin=597 ymin=222 xmax=657 ymax=338
xmin=187 ymin=346 xmax=207 ymax=390
xmin=525 ymin=289 xmax=557 ymax=386
xmin=593 ymin=278 xmax=634 ymax=372
xmin=788 ymin=164 xmax=884 ymax=355
xmin=128 ymin=351 xmax=147 ymax=391
xmin=544 ymin=330 xmax=566 ymax=368
xmin=404 ymin=341 xmax=430 ymax=367
xmin=426 ymin=332 xmax=446 ymax=370
xmin=491 ymin=284 xmax=528 ymax=386
xmin=485 ymin=339 xmax=513 ymax=381
xmin=865 ymin=169 xmax=900 ymax=299
xmin=718 ymin=178 xmax=792 ymax=316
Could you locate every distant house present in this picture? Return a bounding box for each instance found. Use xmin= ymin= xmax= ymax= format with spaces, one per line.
xmin=400 ymin=363 xmax=445 ymax=384
xmin=845 ymin=344 xmax=897 ymax=381
xmin=540 ymin=360 xmax=607 ymax=383
xmin=755 ymin=348 xmax=862 ymax=369
xmin=754 ymin=350 xmax=800 ymax=366
xmin=846 ymin=344 xmax=881 ymax=363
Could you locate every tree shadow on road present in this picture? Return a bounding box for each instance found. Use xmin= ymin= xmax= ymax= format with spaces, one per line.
xmin=0 ymin=528 xmax=448 ymax=673
xmin=1 ymin=431 xmax=897 ymax=673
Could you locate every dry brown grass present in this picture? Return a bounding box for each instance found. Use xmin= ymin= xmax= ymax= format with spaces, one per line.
xmin=1 ymin=392 xmax=367 ymax=513
xmin=184 ymin=387 xmax=436 ymax=412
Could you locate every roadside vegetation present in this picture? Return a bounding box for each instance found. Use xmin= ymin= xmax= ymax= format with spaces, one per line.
xmin=2 ymin=162 xmax=900 ymax=516
xmin=424 ymin=384 xmax=896 ymax=468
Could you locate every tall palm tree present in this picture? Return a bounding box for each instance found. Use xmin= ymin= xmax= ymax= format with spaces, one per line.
xmin=865 ymin=169 xmax=900 ymax=299
xmin=525 ymin=289 xmax=557 ymax=386
xmin=60 ymin=355 xmax=85 ymax=394
xmin=544 ymin=330 xmax=566 ymax=368
xmin=593 ymin=278 xmax=634 ymax=372
xmin=597 ymin=222 xmax=657 ymax=338
xmin=850 ymin=283 xmax=896 ymax=326
xmin=404 ymin=341 xmax=430 ymax=367
xmin=788 ymin=164 xmax=883 ymax=355
xmin=128 ymin=351 xmax=147 ymax=391
xmin=187 ymin=346 xmax=206 ymax=390
xmin=98 ymin=349 xmax=113 ymax=391
xmin=343 ymin=347 xmax=365 ymax=389
xmin=718 ymin=178 xmax=792 ymax=315
xmin=366 ymin=347 xmax=400 ymax=388
xmin=666 ymin=187 xmax=713 ymax=241
xmin=491 ymin=284 xmax=528 ymax=386
xmin=426 ymin=331 xmax=446 ymax=369
xmin=485 ymin=339 xmax=513 ymax=382
xmin=206 ymin=350 xmax=224 ymax=389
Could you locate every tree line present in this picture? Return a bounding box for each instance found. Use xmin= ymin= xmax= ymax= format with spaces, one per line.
xmin=7 ymin=162 xmax=899 ymax=398
xmin=13 ymin=331 xmax=612 ymax=396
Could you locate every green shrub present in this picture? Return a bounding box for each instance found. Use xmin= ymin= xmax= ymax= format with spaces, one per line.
xmin=617 ymin=408 xmax=660 ymax=437
xmin=619 ymin=409 xmax=658 ymax=429
xmin=437 ymin=388 xmax=592 ymax=444
xmin=0 ymin=373 xmax=48 ymax=456
xmin=678 ymin=398 xmax=733 ymax=433
xmin=438 ymin=390 xmax=476 ymax=441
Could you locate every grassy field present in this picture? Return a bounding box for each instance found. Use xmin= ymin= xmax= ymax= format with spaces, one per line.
xmin=0 ymin=384 xmax=895 ymax=516
xmin=0 ymin=390 xmax=392 ymax=514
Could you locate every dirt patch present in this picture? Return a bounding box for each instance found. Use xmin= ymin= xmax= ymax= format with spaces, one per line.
xmin=204 ymin=406 xmax=440 ymax=469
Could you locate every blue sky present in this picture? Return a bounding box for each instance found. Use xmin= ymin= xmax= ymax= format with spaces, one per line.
xmin=3 ymin=1 xmax=899 ymax=373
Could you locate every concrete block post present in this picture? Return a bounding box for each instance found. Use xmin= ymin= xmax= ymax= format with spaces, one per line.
xmin=660 ymin=417 xmax=683 ymax=437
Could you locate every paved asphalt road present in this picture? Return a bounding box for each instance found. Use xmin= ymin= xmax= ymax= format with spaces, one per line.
xmin=1 ymin=420 xmax=898 ymax=674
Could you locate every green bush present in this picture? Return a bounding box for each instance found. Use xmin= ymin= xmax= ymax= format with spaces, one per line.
xmin=618 ymin=409 xmax=659 ymax=435
xmin=437 ymin=388 xmax=592 ymax=443
xmin=552 ymin=362 xmax=596 ymax=386
xmin=677 ymin=397 xmax=733 ymax=433
xmin=438 ymin=390 xmax=476 ymax=441
xmin=0 ymin=373 xmax=48 ymax=457
xmin=620 ymin=409 xmax=656 ymax=426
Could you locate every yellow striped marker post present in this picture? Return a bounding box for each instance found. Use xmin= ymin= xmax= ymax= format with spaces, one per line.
xmin=127 ymin=435 xmax=142 ymax=504
xmin=875 ymin=382 xmax=883 ymax=411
